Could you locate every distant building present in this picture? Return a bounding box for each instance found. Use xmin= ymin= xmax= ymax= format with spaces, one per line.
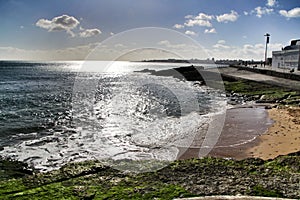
xmin=272 ymin=39 xmax=300 ymax=71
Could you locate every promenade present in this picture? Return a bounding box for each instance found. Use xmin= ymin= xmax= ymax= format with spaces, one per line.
xmin=209 ymin=66 xmax=300 ymax=90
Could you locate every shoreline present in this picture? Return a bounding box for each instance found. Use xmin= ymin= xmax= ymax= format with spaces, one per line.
xmin=178 ymin=105 xmax=300 ymax=161
xmin=177 ymin=105 xmax=273 ymax=160
xmin=246 ymin=106 xmax=300 ymax=160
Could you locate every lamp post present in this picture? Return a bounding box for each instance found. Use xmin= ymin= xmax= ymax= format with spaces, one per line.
xmin=264 ymin=33 xmax=270 ymax=66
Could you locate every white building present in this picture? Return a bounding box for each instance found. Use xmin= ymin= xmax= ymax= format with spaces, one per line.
xmin=272 ymin=39 xmax=300 ymax=71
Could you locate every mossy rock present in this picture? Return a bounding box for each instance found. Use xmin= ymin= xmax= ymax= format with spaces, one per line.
xmin=0 ymin=157 xmax=34 ymax=181
xmin=223 ymin=80 xmax=300 ymax=104
xmin=0 ymin=152 xmax=299 ymax=199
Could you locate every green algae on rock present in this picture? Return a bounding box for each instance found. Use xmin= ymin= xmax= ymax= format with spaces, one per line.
xmin=0 ymin=153 xmax=299 ymax=199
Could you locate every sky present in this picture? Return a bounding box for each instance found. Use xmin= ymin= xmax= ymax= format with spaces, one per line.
xmin=0 ymin=0 xmax=299 ymax=61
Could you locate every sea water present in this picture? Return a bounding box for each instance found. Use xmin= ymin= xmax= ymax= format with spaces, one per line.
xmin=0 ymin=61 xmax=226 ymax=171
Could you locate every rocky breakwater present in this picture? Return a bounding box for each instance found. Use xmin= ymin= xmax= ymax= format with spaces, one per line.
xmin=138 ymin=65 xmax=224 ymax=89
xmin=139 ymin=65 xmax=300 ymax=106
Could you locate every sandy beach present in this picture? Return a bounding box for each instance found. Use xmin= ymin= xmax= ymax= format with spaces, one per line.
xmin=246 ymin=107 xmax=300 ymax=160
xmin=178 ymin=106 xmax=300 ymax=160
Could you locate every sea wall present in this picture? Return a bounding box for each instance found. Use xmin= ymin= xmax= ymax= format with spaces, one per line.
xmin=230 ymin=65 xmax=300 ymax=81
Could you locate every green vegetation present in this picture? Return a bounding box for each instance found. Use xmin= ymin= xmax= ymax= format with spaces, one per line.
xmin=0 ymin=154 xmax=299 ymax=199
xmin=0 ymin=175 xmax=192 ymax=200
xmin=224 ymin=80 xmax=300 ymax=102
xmin=222 ymin=79 xmax=300 ymax=107
xmin=0 ymin=159 xmax=194 ymax=200
xmin=249 ymin=185 xmax=283 ymax=197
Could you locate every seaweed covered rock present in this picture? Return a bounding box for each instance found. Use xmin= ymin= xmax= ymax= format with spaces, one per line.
xmin=0 ymin=152 xmax=299 ymax=199
xmin=0 ymin=156 xmax=34 ymax=181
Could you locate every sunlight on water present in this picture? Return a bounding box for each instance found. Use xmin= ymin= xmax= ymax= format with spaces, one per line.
xmin=0 ymin=61 xmax=226 ymax=172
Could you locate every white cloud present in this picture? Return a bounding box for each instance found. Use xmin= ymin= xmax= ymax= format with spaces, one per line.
xmin=204 ymin=28 xmax=217 ymax=34
xmin=213 ymin=44 xmax=230 ymax=49
xmin=157 ymin=40 xmax=179 ymax=48
xmin=114 ymin=43 xmax=126 ymax=48
xmin=184 ymin=15 xmax=194 ymax=19
xmin=244 ymin=11 xmax=249 ymax=16
xmin=36 ymin=14 xmax=80 ymax=36
xmin=195 ymin=13 xmax=214 ymax=21
xmin=207 ymin=42 xmax=284 ymax=60
xmin=217 ymin=40 xmax=226 ymax=44
xmin=252 ymin=7 xmax=273 ymax=18
xmin=0 ymin=44 xmax=98 ymax=60
xmin=185 ymin=19 xmax=212 ymax=27
xmin=240 ymin=43 xmax=283 ymax=58
xmin=185 ymin=30 xmax=197 ymax=36
xmin=157 ymin=40 xmax=199 ymax=51
xmin=266 ymin=0 xmax=276 ymax=7
xmin=216 ymin=10 xmax=239 ymax=23
xmin=157 ymin=40 xmax=170 ymax=46
xmin=36 ymin=14 xmax=101 ymax=38
xmin=156 ymin=40 xmax=209 ymax=59
xmin=173 ymin=24 xmax=184 ymax=29
xmin=158 ymin=40 xmax=283 ymax=61
xmin=213 ymin=40 xmax=229 ymax=49
xmin=269 ymin=43 xmax=284 ymax=51
xmin=184 ymin=13 xmax=213 ymax=27
xmin=79 ymin=28 xmax=101 ymax=38
xmin=279 ymin=7 xmax=300 ymax=18
xmin=1 ymin=38 xmax=211 ymax=61
xmin=0 ymin=41 xmax=285 ymax=61
xmin=36 ymin=19 xmax=53 ymax=29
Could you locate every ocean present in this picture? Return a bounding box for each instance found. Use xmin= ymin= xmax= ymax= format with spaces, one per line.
xmin=0 ymin=61 xmax=227 ymax=171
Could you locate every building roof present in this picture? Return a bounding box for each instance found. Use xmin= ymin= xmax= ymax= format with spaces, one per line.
xmin=283 ymin=39 xmax=300 ymax=50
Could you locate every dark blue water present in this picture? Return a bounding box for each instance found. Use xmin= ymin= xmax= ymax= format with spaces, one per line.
xmin=0 ymin=61 xmax=226 ymax=171
xmin=0 ymin=61 xmax=76 ymax=146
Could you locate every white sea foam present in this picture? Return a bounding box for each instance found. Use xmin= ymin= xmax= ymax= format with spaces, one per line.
xmin=1 ymin=65 xmax=227 ymax=172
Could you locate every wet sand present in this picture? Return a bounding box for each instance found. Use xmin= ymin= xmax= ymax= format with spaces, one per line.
xmin=178 ymin=106 xmax=274 ymax=160
xmin=178 ymin=106 xmax=300 ymax=160
xmin=246 ymin=107 xmax=300 ymax=160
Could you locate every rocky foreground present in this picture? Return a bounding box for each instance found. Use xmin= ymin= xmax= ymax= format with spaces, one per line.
xmin=0 ymin=152 xmax=299 ymax=199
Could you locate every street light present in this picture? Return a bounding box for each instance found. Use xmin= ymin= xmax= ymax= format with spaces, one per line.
xmin=264 ymin=33 xmax=270 ymax=66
